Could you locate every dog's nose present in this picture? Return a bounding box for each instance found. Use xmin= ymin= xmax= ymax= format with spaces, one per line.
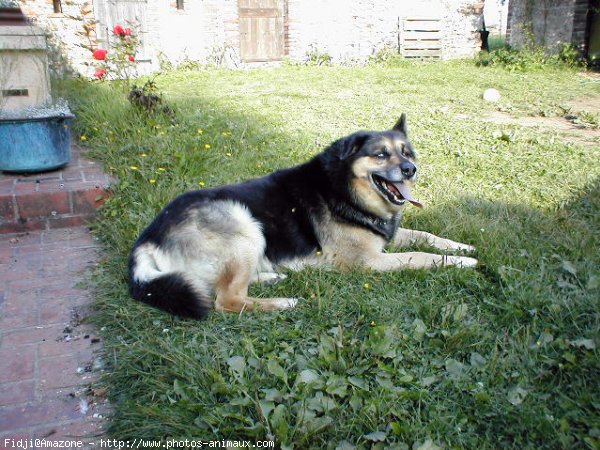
xmin=400 ymin=161 xmax=417 ymax=177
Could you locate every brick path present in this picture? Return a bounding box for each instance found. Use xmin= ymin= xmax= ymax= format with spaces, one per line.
xmin=0 ymin=146 xmax=112 ymax=234
xmin=1 ymin=199 xmax=111 ymax=443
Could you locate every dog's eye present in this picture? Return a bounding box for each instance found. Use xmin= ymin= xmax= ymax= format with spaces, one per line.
xmin=374 ymin=151 xmax=389 ymax=159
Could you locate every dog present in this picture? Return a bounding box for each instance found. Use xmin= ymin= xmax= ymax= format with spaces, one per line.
xmin=128 ymin=114 xmax=477 ymax=319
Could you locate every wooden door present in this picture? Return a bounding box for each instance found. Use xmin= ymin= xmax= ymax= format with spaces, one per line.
xmin=94 ymin=0 xmax=150 ymax=61
xmin=239 ymin=0 xmax=285 ymax=62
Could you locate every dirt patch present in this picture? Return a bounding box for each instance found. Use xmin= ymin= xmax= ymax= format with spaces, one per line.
xmin=565 ymin=95 xmax=600 ymax=113
xmin=468 ymin=95 xmax=600 ymax=146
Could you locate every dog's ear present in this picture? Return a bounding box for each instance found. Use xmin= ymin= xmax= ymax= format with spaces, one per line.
xmin=392 ymin=113 xmax=408 ymax=135
xmin=337 ymin=132 xmax=371 ymax=160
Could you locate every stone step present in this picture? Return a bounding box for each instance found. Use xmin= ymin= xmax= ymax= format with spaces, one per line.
xmin=0 ymin=146 xmax=113 ymax=234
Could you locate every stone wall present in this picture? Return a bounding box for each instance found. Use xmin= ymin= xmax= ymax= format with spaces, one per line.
xmin=287 ymin=0 xmax=483 ymax=61
xmin=18 ymin=0 xmax=95 ymax=76
xmin=507 ymin=0 xmax=590 ymax=54
xmin=14 ymin=0 xmax=483 ymax=76
xmin=143 ymin=0 xmax=239 ymax=69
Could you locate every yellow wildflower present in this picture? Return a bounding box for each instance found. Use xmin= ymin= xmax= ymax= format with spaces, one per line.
xmin=197 ymin=129 xmax=204 ymax=134
xmin=198 ymin=181 xmax=206 ymax=187
xmin=204 ymin=144 xmax=211 ymax=149
xmin=158 ymin=167 xmax=166 ymax=172
xmin=80 ymin=135 xmax=87 ymax=141
xmin=149 ymin=179 xmax=156 ymax=184
xmin=363 ymin=283 xmax=371 ymax=289
xmin=130 ymin=166 xmax=139 ymax=171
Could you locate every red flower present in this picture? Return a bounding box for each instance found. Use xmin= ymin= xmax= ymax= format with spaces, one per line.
xmin=128 ymin=55 xmax=135 ymax=62
xmin=95 ymin=68 xmax=106 ymax=79
xmin=124 ymin=27 xmax=132 ymax=36
xmin=113 ymin=25 xmax=125 ymax=36
xmin=92 ymin=48 xmax=108 ymax=60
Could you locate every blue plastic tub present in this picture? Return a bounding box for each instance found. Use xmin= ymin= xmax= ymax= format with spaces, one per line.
xmin=0 ymin=113 xmax=74 ymax=173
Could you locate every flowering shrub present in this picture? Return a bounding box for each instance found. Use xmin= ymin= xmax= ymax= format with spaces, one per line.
xmin=88 ymin=22 xmax=140 ymax=81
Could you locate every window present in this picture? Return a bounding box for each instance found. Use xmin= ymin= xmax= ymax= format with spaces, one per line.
xmin=52 ymin=0 xmax=62 ymax=13
xmin=176 ymin=0 xmax=184 ymax=10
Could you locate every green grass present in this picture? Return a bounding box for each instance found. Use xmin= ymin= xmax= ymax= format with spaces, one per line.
xmin=55 ymin=59 xmax=600 ymax=449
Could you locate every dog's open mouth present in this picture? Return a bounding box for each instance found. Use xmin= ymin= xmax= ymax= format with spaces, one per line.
xmin=372 ymin=174 xmax=423 ymax=208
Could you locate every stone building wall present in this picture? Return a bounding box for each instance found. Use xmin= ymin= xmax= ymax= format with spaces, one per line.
xmin=507 ymin=0 xmax=591 ymax=54
xmin=18 ymin=0 xmax=95 ymax=76
xmin=14 ymin=0 xmax=483 ymax=76
xmin=286 ymin=0 xmax=483 ymax=61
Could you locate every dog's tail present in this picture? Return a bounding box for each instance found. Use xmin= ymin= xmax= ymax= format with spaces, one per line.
xmin=128 ymin=243 xmax=211 ymax=319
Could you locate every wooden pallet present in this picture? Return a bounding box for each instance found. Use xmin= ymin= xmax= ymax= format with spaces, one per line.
xmin=400 ymin=18 xmax=442 ymax=59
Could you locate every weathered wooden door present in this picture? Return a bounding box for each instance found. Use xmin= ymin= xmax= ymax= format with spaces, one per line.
xmin=239 ymin=0 xmax=285 ymax=62
xmin=94 ymin=0 xmax=150 ymax=61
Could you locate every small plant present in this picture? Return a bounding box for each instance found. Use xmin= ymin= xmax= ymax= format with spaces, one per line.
xmin=128 ymin=80 xmax=161 ymax=112
xmin=305 ymin=45 xmax=332 ymax=66
xmin=368 ymin=46 xmax=405 ymax=67
xmin=206 ymin=43 xmax=237 ymax=68
xmin=476 ymin=46 xmax=546 ymax=71
xmin=128 ymin=80 xmax=175 ymax=118
xmin=553 ymin=43 xmax=583 ymax=68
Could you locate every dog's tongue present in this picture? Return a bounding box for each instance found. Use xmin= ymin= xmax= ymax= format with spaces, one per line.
xmin=396 ymin=183 xmax=423 ymax=208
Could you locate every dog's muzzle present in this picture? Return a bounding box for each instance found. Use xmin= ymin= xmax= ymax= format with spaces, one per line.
xmin=371 ymin=163 xmax=422 ymax=208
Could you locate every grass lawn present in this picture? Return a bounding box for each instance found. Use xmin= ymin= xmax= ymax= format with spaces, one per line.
xmin=57 ymin=59 xmax=600 ymax=449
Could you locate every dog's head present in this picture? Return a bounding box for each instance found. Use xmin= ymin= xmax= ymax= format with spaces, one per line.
xmin=326 ymin=114 xmax=421 ymax=218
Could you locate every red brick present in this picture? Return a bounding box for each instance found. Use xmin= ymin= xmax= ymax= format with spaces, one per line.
xmin=0 ymin=397 xmax=81 ymax=432
xmin=48 ymin=216 xmax=92 ymax=230
xmin=16 ymin=192 xmax=71 ymax=219
xmin=0 ymin=196 xmax=15 ymax=221
xmin=39 ymin=417 xmax=107 ymax=441
xmin=0 ymin=380 xmax=36 ymax=406
xmin=62 ymin=170 xmax=84 ymax=182
xmin=0 ymin=179 xmax=16 ymax=195
xmin=39 ymin=296 xmax=73 ymax=324
xmin=41 ymin=229 xmax=72 ymax=244
xmin=39 ymin=355 xmax=85 ymax=390
xmin=68 ymin=235 xmax=97 ymax=249
xmin=38 ymin=279 xmax=83 ymax=297
xmin=9 ymin=250 xmax=43 ymax=271
xmin=1 ymin=324 xmax=65 ymax=347
xmin=0 ymin=220 xmax=46 ymax=234
xmin=0 ymin=348 xmax=35 ymax=383
xmin=72 ymin=188 xmax=107 ymax=215
xmin=81 ymin=170 xmax=108 ymax=183
xmin=0 ymin=430 xmax=32 ymax=441
xmin=1 ymin=232 xmax=42 ymax=246
xmin=13 ymin=181 xmax=37 ymax=194
xmin=37 ymin=180 xmax=67 ymax=192
xmin=38 ymin=336 xmax=93 ymax=358
xmin=0 ymin=291 xmax=39 ymax=330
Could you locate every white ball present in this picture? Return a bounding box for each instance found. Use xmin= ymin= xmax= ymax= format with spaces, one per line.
xmin=483 ymin=88 xmax=501 ymax=102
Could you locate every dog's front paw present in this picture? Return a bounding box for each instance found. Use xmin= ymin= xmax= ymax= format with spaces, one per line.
xmin=445 ymin=255 xmax=478 ymax=268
